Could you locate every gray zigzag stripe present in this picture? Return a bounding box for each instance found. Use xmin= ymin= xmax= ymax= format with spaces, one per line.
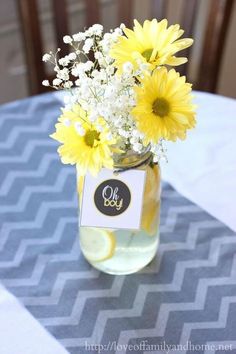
xmin=177 ymin=297 xmax=236 ymax=354
xmin=0 ymin=116 xmax=53 ymax=150
xmin=0 ymin=165 xmax=71 ymax=214
xmin=159 ymin=205 xmax=204 ymax=233
xmin=116 ymin=243 xmax=236 ymax=350
xmin=60 ymin=237 xmax=236 ymax=348
xmin=1 ymin=217 xmax=77 ymax=281
xmin=142 ymin=219 xmax=223 ymax=276
xmin=0 ymin=140 xmax=56 ymax=165
xmin=1 ymin=202 xmax=203 ymax=283
xmin=16 ymin=211 xmax=218 ymax=306
xmin=40 ymin=276 xmax=125 ymax=327
xmin=0 ymin=153 xmax=57 ymax=196
xmin=0 ymin=195 xmax=77 ymax=252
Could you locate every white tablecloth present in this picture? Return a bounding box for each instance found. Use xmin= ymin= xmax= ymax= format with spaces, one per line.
xmin=0 ymin=284 xmax=68 ymax=354
xmin=161 ymin=91 xmax=236 ymax=232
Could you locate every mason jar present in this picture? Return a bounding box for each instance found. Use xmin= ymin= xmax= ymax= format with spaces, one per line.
xmin=77 ymin=149 xmax=161 ymax=275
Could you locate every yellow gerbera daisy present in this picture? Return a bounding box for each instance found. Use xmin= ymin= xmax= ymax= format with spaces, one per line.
xmin=132 ymin=67 xmax=196 ymax=143
xmin=110 ymin=19 xmax=193 ymax=72
xmin=50 ymin=104 xmax=116 ymax=176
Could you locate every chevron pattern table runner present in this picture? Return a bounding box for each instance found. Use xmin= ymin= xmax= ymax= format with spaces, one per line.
xmin=0 ymin=93 xmax=236 ymax=354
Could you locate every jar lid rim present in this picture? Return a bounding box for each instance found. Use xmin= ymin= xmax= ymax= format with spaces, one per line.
xmin=113 ymin=148 xmax=152 ymax=169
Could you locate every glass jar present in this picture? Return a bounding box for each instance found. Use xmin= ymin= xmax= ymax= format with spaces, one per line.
xmin=77 ymin=150 xmax=161 ymax=275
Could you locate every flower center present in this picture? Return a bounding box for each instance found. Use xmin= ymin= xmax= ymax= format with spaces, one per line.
xmin=152 ymin=98 xmax=170 ymax=117
xmin=84 ymin=130 xmax=100 ymax=147
xmin=142 ymin=48 xmax=154 ymax=62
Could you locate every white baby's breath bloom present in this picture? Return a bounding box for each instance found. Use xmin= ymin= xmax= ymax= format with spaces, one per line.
xmin=73 ymin=32 xmax=86 ymax=42
xmin=106 ymin=66 xmax=115 ymax=75
xmin=63 ymin=35 xmax=72 ymax=44
xmin=104 ymin=86 xmax=115 ymax=99
xmin=57 ymin=68 xmax=69 ymax=81
xmin=64 ymin=81 xmax=73 ymax=89
xmin=83 ymin=38 xmax=93 ymax=53
xmin=123 ymin=62 xmax=133 ymax=73
xmin=103 ymin=33 xmax=111 ymax=41
xmin=54 ymin=65 xmax=60 ymax=73
xmin=113 ymin=27 xmax=123 ymax=37
xmin=94 ymin=52 xmax=103 ymax=60
xmin=84 ymin=28 xmax=93 ymax=38
xmin=84 ymin=61 xmax=94 ymax=71
xmin=53 ymin=78 xmax=62 ymax=86
xmin=42 ymin=80 xmax=50 ymax=86
xmin=68 ymin=52 xmax=77 ymax=60
xmin=150 ymin=140 xmax=168 ymax=163
xmin=100 ymin=41 xmax=109 ymax=53
xmin=118 ymin=129 xmax=130 ymax=138
xmin=91 ymin=69 xmax=99 ymax=78
xmin=130 ymin=136 xmax=138 ymax=145
xmin=132 ymin=129 xmax=144 ymax=139
xmin=58 ymin=56 xmax=70 ymax=66
xmin=72 ymin=62 xmax=93 ymax=77
xmin=133 ymin=142 xmax=143 ymax=152
xmin=114 ymin=118 xmax=122 ymax=128
xmin=91 ymin=24 xmax=103 ymax=36
xmin=71 ymin=65 xmax=80 ymax=77
xmin=89 ymin=112 xmax=98 ymax=122
xmin=42 ymin=53 xmax=51 ymax=62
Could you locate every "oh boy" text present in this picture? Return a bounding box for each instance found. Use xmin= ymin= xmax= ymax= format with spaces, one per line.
xmin=102 ymin=185 xmax=123 ymax=211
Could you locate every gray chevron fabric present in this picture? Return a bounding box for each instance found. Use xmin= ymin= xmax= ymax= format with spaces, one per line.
xmin=0 ymin=93 xmax=236 ymax=354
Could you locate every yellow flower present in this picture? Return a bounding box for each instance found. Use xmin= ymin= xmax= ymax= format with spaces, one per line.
xmin=110 ymin=19 xmax=193 ymax=72
xmin=50 ymin=104 xmax=116 ymax=176
xmin=132 ymin=67 xmax=196 ymax=143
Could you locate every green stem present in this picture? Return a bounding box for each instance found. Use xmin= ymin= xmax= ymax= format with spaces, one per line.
xmin=127 ymin=231 xmax=136 ymax=247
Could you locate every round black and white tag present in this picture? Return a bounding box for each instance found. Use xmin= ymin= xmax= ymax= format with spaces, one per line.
xmin=94 ymin=179 xmax=131 ymax=216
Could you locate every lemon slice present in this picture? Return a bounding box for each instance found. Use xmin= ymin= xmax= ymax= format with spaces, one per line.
xmin=144 ymin=165 xmax=161 ymax=203
xmin=80 ymin=227 xmax=116 ymax=262
xmin=141 ymin=200 xmax=160 ymax=236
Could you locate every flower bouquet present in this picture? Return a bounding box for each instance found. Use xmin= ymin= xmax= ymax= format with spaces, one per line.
xmin=43 ymin=19 xmax=196 ymax=274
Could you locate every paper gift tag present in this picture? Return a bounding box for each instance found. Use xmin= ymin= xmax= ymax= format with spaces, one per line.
xmin=80 ymin=168 xmax=146 ymax=230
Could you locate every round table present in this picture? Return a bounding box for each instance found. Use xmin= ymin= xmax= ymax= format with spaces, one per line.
xmin=0 ymin=91 xmax=236 ymax=354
